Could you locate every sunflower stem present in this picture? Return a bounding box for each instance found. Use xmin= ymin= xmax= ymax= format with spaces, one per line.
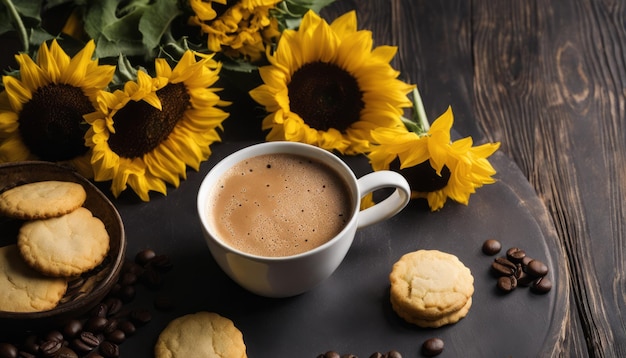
xmin=1 ymin=0 xmax=29 ymax=53
xmin=411 ymin=87 xmax=430 ymax=134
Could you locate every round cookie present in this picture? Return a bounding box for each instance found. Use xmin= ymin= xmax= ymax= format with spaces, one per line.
xmin=0 ymin=245 xmax=67 ymax=312
xmin=389 ymin=250 xmax=474 ymax=323
xmin=18 ymin=207 xmax=110 ymax=277
xmin=155 ymin=311 xmax=247 ymax=358
xmin=0 ymin=180 xmax=87 ymax=220
xmin=395 ymin=297 xmax=473 ymax=328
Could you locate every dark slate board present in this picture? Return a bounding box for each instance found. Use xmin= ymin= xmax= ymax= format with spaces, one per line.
xmin=106 ymin=140 xmax=567 ymax=357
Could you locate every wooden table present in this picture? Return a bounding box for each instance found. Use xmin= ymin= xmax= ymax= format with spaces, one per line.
xmin=321 ymin=1 xmax=625 ymax=356
xmin=0 ymin=0 xmax=622 ymax=356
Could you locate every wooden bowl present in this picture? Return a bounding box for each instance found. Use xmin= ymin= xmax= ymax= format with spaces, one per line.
xmin=0 ymin=161 xmax=125 ymax=332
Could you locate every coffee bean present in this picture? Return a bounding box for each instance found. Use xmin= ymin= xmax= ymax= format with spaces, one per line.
xmin=149 ymin=254 xmax=173 ymax=272
xmin=384 ymin=350 xmax=402 ymax=358
xmin=0 ymin=342 xmax=18 ymax=358
xmin=135 ymin=249 xmax=156 ymax=266
xmin=369 ymin=353 xmax=384 ymax=358
xmin=117 ymin=284 xmax=136 ymax=302
xmin=517 ymin=270 xmax=534 ymax=286
xmin=17 ymin=352 xmax=35 ymax=358
xmin=21 ymin=335 xmax=39 ymax=354
xmin=75 ymin=332 xmax=100 ymax=352
xmin=85 ymin=316 xmax=108 ymax=333
xmin=119 ymin=271 xmax=138 ymax=286
xmin=506 ymin=247 xmax=526 ymax=263
xmin=43 ymin=330 xmax=63 ymax=342
xmin=320 ymin=352 xmax=341 ymax=358
xmin=99 ymin=341 xmax=120 ymax=358
xmin=497 ymin=275 xmax=518 ymax=293
xmin=526 ymin=259 xmax=549 ymax=277
xmin=117 ymin=320 xmax=136 ymax=336
xmin=102 ymin=318 xmax=119 ymax=335
xmin=421 ymin=337 xmax=444 ymax=356
xmin=130 ymin=308 xmax=152 ymax=326
xmin=104 ymin=298 xmax=124 ymax=317
xmin=105 ymin=330 xmax=125 ymax=344
xmin=91 ymin=303 xmax=109 ymax=318
xmin=56 ymin=346 xmax=78 ymax=358
xmin=122 ymin=261 xmax=144 ymax=276
xmin=63 ymin=319 xmax=83 ymax=339
xmin=531 ymin=276 xmax=553 ymax=294
xmin=39 ymin=339 xmax=62 ymax=357
xmin=341 ymin=355 xmax=357 ymax=358
xmin=482 ymin=239 xmax=502 ymax=255
xmin=491 ymin=257 xmax=516 ymax=276
xmin=140 ymin=268 xmax=163 ymax=289
xmin=521 ymin=256 xmax=533 ymax=266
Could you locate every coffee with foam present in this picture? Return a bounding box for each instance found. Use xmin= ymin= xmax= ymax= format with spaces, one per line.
xmin=207 ymin=153 xmax=353 ymax=257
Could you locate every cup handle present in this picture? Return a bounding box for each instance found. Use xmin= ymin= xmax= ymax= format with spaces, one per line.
xmin=356 ymin=170 xmax=411 ymax=229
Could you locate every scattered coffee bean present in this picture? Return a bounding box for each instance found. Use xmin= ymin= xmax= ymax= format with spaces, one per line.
xmin=0 ymin=342 xmax=17 ymax=358
xmin=526 ymin=259 xmax=549 ymax=277
xmin=63 ymin=319 xmax=83 ymax=339
xmin=369 ymin=353 xmax=384 ymax=358
xmin=140 ymin=268 xmax=163 ymax=289
xmin=485 ymin=243 xmax=552 ymax=295
xmin=482 ymin=239 xmax=502 ymax=255
xmin=105 ymin=329 xmax=126 ymax=345
xmin=505 ymin=247 xmax=526 ymax=263
xmin=384 ymin=351 xmax=402 ymax=358
xmin=149 ymin=254 xmax=173 ymax=272
xmin=497 ymin=275 xmax=518 ymax=293
xmin=84 ymin=316 xmax=108 ymax=334
xmin=104 ymin=298 xmax=123 ymax=317
xmin=117 ymin=320 xmax=136 ymax=336
xmin=531 ymin=276 xmax=553 ymax=294
xmin=21 ymin=335 xmax=39 ymax=354
xmin=116 ymin=284 xmax=136 ymax=303
xmin=341 ymin=355 xmax=357 ymax=358
xmin=318 ymin=352 xmax=341 ymax=358
xmin=130 ymin=308 xmax=152 ymax=326
xmin=90 ymin=303 xmax=108 ymax=318
xmin=39 ymin=339 xmax=62 ymax=357
xmin=421 ymin=337 xmax=444 ymax=356
xmin=135 ymin=249 xmax=156 ymax=266
xmin=98 ymin=341 xmax=119 ymax=358
xmin=56 ymin=346 xmax=78 ymax=358
xmin=491 ymin=257 xmax=517 ymax=276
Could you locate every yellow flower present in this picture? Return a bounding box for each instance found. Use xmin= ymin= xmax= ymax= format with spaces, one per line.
xmin=84 ymin=51 xmax=230 ymax=201
xmin=188 ymin=0 xmax=281 ymax=62
xmin=0 ymin=40 xmax=115 ymax=176
xmin=249 ymin=10 xmax=415 ymax=155
xmin=368 ymin=106 xmax=500 ymax=211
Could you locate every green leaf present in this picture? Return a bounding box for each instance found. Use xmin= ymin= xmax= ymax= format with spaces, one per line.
xmin=139 ymin=0 xmax=181 ymax=51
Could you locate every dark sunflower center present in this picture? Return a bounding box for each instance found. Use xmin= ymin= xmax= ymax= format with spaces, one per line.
xmin=391 ymin=158 xmax=451 ymax=192
xmin=18 ymin=84 xmax=93 ymax=161
xmin=108 ymin=83 xmax=190 ymax=159
xmin=287 ymin=61 xmax=364 ymax=132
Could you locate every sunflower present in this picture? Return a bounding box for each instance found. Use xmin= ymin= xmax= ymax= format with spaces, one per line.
xmin=249 ymin=10 xmax=415 ymax=155
xmin=0 ymin=39 xmax=115 ymax=176
xmin=188 ymin=0 xmax=282 ymax=62
xmin=368 ymin=106 xmax=501 ymax=211
xmin=84 ymin=50 xmax=230 ymax=201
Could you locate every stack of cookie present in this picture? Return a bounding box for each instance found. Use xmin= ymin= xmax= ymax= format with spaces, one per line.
xmin=0 ymin=180 xmax=110 ymax=313
xmin=389 ymin=250 xmax=474 ymax=328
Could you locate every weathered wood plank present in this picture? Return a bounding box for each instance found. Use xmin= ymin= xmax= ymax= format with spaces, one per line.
xmin=470 ymin=0 xmax=626 ymax=356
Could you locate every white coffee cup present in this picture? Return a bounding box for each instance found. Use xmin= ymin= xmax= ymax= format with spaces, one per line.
xmin=197 ymin=141 xmax=410 ymax=297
